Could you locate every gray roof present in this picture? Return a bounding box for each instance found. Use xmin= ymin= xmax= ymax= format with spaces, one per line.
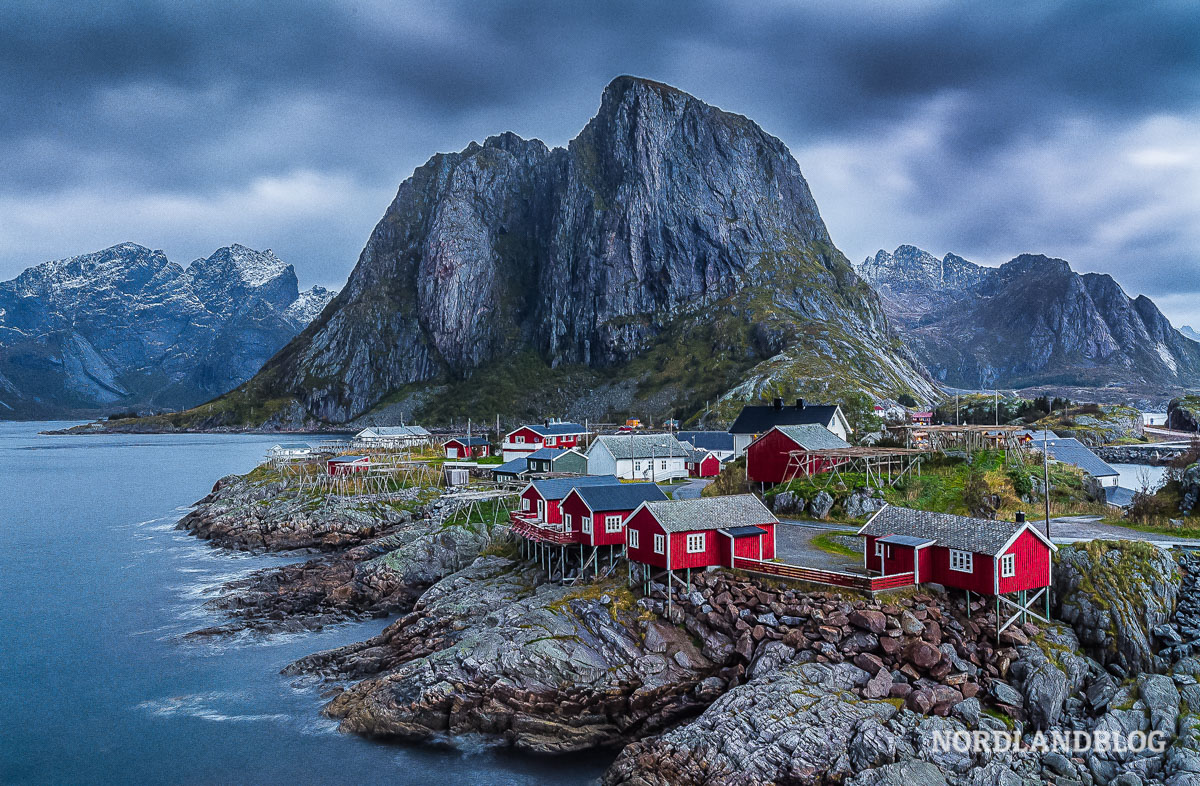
xmin=877 ymin=534 xmax=937 ymax=547
xmin=1105 ymin=486 xmax=1136 ymax=508
xmin=446 ymin=436 xmax=489 ymax=446
xmin=1041 ymin=438 xmax=1119 ymax=478
xmin=360 ymin=425 xmax=430 ymax=437
xmin=272 ymin=442 xmax=314 ymax=450
xmin=591 ymin=434 xmax=691 ymax=460
xmin=685 ymin=447 xmax=714 ymax=463
xmin=641 ymin=495 xmax=778 ymax=533
xmin=678 ymin=431 xmax=735 ymax=452
xmin=571 ymin=483 xmax=668 ymax=512
xmin=493 ymin=458 xmax=529 ymax=476
xmin=860 ymin=505 xmax=1045 ymax=557
xmin=1016 ymin=429 xmax=1059 ymax=442
xmin=529 ymin=474 xmax=621 ymax=501
xmin=772 ymin=424 xmax=851 ymax=450
xmin=522 ymin=422 xmax=588 ymax=437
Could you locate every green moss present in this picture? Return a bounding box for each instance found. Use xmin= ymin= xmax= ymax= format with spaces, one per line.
xmin=811 ymin=531 xmax=861 ymax=558
xmin=983 ymin=708 xmax=1015 ymax=729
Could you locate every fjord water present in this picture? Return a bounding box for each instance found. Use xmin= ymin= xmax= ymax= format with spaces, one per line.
xmin=0 ymin=422 xmax=604 ymax=785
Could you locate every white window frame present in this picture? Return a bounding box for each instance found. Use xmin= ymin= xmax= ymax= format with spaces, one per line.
xmin=653 ymin=533 xmax=665 ymax=554
xmin=660 ymin=460 xmax=667 ymax=470
xmin=949 ymin=549 xmax=973 ymax=573
xmin=582 ymin=516 xmax=592 ymax=535
xmin=1001 ymin=553 xmax=1016 ymax=578
xmin=686 ymin=533 xmax=705 ymax=553
xmin=605 ymin=514 xmax=623 ymax=533
xmin=634 ymin=460 xmax=642 ymax=471
xmin=628 ymin=529 xmax=639 ymax=549
xmin=874 ymin=541 xmax=884 ymax=558
xmin=563 ymin=513 xmax=572 ymax=532
xmin=522 ymin=497 xmax=530 ymax=511
xmin=515 ymin=435 xmax=525 ymax=443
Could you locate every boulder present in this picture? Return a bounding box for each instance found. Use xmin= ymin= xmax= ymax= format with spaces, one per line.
xmin=809 ymin=491 xmax=835 ymax=520
xmin=850 ymin=609 xmax=888 ymax=634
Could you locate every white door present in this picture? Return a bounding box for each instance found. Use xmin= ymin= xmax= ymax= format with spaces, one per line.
xmin=447 ymin=447 xmax=458 ymax=458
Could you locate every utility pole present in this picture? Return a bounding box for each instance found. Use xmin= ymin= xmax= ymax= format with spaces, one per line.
xmin=995 ymin=391 xmax=999 ymax=426
xmin=1042 ymin=429 xmax=1052 ymax=539
xmin=955 ymin=394 xmax=960 ymax=426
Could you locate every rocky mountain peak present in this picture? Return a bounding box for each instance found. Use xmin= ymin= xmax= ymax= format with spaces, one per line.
xmin=183 ymin=78 xmax=932 ymax=427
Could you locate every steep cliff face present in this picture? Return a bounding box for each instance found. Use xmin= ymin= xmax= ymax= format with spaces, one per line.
xmin=214 ymin=77 xmax=932 ymax=426
xmin=0 ymin=243 xmax=335 ymax=418
xmin=858 ymin=246 xmax=1200 ymax=390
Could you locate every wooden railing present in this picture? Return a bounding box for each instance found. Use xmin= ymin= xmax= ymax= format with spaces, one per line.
xmin=509 ymin=513 xmax=574 ymax=544
xmin=731 ymin=557 xmax=915 ymax=592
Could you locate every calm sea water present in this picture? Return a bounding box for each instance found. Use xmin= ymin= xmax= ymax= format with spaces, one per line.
xmin=0 ymin=422 xmax=606 ymax=785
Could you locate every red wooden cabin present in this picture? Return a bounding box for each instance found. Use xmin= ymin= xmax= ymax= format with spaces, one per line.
xmin=512 ymin=475 xmax=620 ymax=533
xmin=327 ymin=455 xmax=370 ymax=475
xmin=560 ymin=483 xmax=668 ymax=546
xmin=858 ymin=506 xmax=1055 ymax=594
xmin=746 ymin=424 xmax=851 ymax=485
xmin=685 ymin=449 xmax=721 ymax=478
xmin=443 ymin=436 xmax=490 ymax=459
xmin=625 ymin=495 xmax=778 ymax=571
xmin=502 ymin=421 xmax=591 ymax=461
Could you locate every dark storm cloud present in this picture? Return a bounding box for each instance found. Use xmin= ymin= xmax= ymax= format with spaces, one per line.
xmin=1 ymin=0 xmax=1197 ymax=321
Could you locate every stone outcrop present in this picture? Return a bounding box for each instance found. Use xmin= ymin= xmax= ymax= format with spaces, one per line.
xmin=1053 ymin=541 xmax=1180 ymax=675
xmin=176 ymin=471 xmax=437 ymax=551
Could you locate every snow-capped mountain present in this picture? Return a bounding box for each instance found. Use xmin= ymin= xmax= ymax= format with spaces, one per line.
xmin=0 ymin=243 xmax=336 ymax=418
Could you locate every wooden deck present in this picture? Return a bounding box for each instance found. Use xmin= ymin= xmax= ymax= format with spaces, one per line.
xmin=731 ymin=556 xmax=915 ymax=592
xmin=509 ymin=512 xmax=574 ymax=544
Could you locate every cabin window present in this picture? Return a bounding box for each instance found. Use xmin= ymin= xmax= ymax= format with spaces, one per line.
xmin=628 ymin=529 xmax=639 ymax=549
xmin=564 ymin=514 xmax=572 ymax=532
xmin=686 ymin=533 xmax=705 ymax=553
xmin=522 ymin=497 xmax=530 ymax=511
xmin=949 ymin=549 xmax=974 ymax=573
xmin=582 ymin=516 xmax=592 ymax=534
xmin=634 ymin=461 xmax=642 ymax=471
xmin=874 ymin=541 xmax=884 ymax=558
xmin=654 ymin=534 xmax=665 ymax=554
xmin=515 ymin=435 xmax=524 ymax=443
xmin=660 ymin=460 xmax=667 ymax=470
xmin=605 ymin=515 xmax=623 ymax=533
xmin=1001 ymin=553 xmax=1016 ymax=578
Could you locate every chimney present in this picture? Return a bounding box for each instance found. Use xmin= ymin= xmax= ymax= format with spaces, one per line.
xmin=1016 ymin=511 xmax=1026 ymax=523
xmin=772 ymin=398 xmax=783 ymax=410
xmin=795 ymin=398 xmax=805 ymax=410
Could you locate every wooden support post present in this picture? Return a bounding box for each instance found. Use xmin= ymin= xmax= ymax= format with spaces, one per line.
xmin=966 ymin=589 xmax=971 ymax=618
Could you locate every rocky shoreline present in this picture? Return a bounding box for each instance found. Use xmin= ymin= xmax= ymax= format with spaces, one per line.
xmin=177 ymin=467 xmax=1200 ymax=784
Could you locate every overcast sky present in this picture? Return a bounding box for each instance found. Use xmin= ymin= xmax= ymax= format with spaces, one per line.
xmin=3 ymin=1 xmax=1198 ymax=326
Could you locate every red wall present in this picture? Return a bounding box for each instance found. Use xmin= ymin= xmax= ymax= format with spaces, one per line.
xmin=519 ymin=487 xmax=562 ymax=524
xmin=747 ymin=430 xmax=844 ymax=484
xmin=927 ymin=546 xmax=995 ymax=593
xmin=328 ymin=459 xmax=368 ymax=475
xmin=688 ymin=454 xmax=720 ymax=478
xmin=997 ymin=528 xmax=1052 ymax=593
xmin=881 ymin=543 xmax=915 ymax=575
xmin=509 ymin=428 xmax=583 ymax=450
xmin=625 ymin=508 xmax=668 ymax=569
xmin=559 ymin=493 xmax=636 ymax=546
xmin=669 ymin=529 xmax=723 ymax=569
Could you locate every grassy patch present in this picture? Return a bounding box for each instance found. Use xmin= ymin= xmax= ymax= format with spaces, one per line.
xmin=811 ymin=530 xmax=861 ymax=558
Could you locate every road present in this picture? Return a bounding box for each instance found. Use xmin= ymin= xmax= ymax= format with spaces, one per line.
xmin=773 ymin=520 xmax=865 ymax=572
xmin=1042 ymin=515 xmax=1200 ymax=548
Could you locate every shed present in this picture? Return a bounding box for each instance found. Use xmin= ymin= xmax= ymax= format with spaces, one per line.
xmin=624 ymin=494 xmax=778 ymax=571
xmin=746 ymin=424 xmax=851 ymax=484
xmin=560 ymin=483 xmax=668 ymax=546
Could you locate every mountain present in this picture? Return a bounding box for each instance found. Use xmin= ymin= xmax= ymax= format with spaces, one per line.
xmin=149 ymin=76 xmax=933 ymax=431
xmin=1182 ymin=325 xmax=1200 ymax=343
xmin=0 ymin=243 xmax=336 ymax=418
xmin=857 ymin=245 xmax=1200 ymax=390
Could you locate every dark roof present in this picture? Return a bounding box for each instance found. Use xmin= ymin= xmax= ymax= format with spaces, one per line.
xmin=772 ymin=424 xmax=850 ymax=451
xmin=728 ymin=402 xmax=841 ymax=435
xmin=446 ymin=436 xmax=489 ymax=446
xmin=518 ymin=422 xmax=588 ymax=437
xmin=528 ymin=474 xmax=621 ymax=501
xmin=571 ymin=483 xmax=668 ymax=512
xmin=526 ymin=447 xmax=578 ymax=461
xmin=329 ymin=455 xmax=368 ymax=462
xmin=641 ymin=495 xmax=778 ymax=533
xmin=685 ymin=447 xmax=714 ymax=463
xmin=677 ymin=431 xmax=735 ymax=452
xmin=859 ymin=505 xmax=1052 ymax=557
xmin=493 ymin=458 xmax=529 ymax=476
xmin=1105 ymin=486 xmax=1136 ymax=508
xmin=590 ymin=434 xmax=691 ymax=459
xmin=1041 ymin=438 xmax=1119 ymax=478
xmin=877 ymin=534 xmax=937 ymax=547
xmin=722 ymin=525 xmax=769 ymax=537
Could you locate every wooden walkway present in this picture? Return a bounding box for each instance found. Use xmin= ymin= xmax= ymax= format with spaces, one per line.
xmin=731 ymin=556 xmax=915 ymax=592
